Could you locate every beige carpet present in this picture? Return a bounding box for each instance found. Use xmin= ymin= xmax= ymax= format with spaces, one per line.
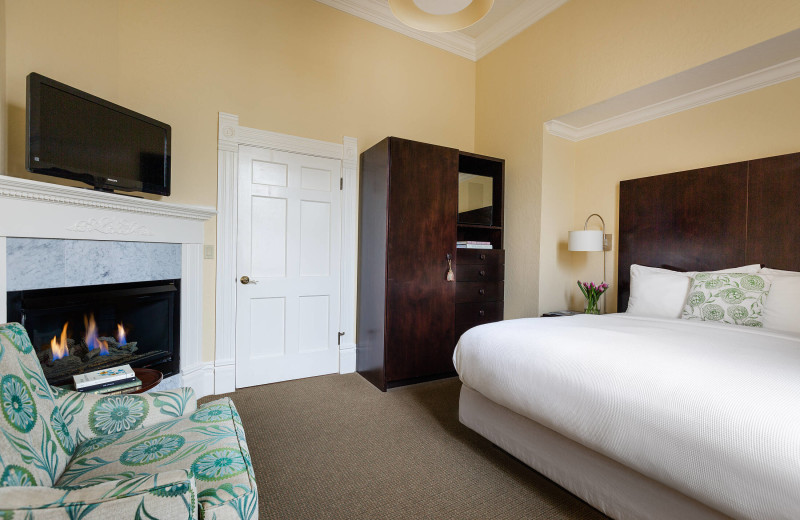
xmin=202 ymin=374 xmax=609 ymax=520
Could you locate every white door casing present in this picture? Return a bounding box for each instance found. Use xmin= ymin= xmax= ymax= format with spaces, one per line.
xmin=235 ymin=146 xmax=341 ymax=387
xmin=215 ymin=113 xmax=358 ymax=393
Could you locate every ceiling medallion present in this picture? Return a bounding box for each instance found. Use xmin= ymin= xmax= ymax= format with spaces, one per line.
xmin=387 ymin=0 xmax=494 ymax=33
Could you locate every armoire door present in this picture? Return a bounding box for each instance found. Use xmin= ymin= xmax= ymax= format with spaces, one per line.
xmin=385 ymin=138 xmax=458 ymax=382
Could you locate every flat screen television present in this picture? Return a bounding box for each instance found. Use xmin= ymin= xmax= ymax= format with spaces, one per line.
xmin=26 ymin=73 xmax=171 ymax=196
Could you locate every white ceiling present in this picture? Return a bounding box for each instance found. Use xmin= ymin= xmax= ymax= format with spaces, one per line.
xmin=315 ymin=0 xmax=568 ymax=61
xmin=459 ymin=0 xmax=528 ymax=38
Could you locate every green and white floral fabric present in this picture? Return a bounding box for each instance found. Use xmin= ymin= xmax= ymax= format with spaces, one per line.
xmin=50 ymin=385 xmax=197 ymax=444
xmin=681 ymin=273 xmax=771 ymax=327
xmin=57 ymin=398 xmax=257 ymax=520
xmin=0 ymin=468 xmax=197 ymax=519
xmin=0 ymin=323 xmax=258 ymax=520
xmin=0 ymin=322 xmax=72 ymax=487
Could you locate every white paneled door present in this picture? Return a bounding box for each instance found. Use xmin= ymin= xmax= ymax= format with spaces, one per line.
xmin=236 ymin=145 xmax=342 ymax=388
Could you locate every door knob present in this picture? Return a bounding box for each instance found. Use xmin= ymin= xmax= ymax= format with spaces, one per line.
xmin=240 ymin=275 xmax=257 ymax=285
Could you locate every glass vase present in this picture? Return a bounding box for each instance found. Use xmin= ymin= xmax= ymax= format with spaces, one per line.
xmin=585 ymin=300 xmax=599 ymax=315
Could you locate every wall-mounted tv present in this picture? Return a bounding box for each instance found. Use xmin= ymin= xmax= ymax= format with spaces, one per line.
xmin=26 ymin=73 xmax=171 ymax=196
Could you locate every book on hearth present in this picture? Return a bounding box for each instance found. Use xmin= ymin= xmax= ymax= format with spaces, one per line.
xmin=74 ymin=364 xmax=135 ymax=391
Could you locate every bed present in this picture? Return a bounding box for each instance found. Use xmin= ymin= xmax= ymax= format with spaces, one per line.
xmin=453 ymin=152 xmax=800 ymax=520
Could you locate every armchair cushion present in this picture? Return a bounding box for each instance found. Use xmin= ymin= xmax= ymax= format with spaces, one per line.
xmin=0 ymin=468 xmax=197 ymax=519
xmin=50 ymin=386 xmax=198 ymax=444
xmin=0 ymin=323 xmax=73 ymax=486
xmin=1 ymin=323 xmax=257 ymax=519
xmin=57 ymin=398 xmax=257 ymax=520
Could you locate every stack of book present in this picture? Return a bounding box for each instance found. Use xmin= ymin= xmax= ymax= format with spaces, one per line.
xmin=73 ymin=364 xmax=142 ymax=395
xmin=457 ymin=240 xmax=492 ymax=249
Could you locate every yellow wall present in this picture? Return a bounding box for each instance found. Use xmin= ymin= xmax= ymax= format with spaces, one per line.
xmin=474 ymin=0 xmax=800 ymax=318
xmin=2 ymin=0 xmax=476 ymax=362
xmin=571 ymin=77 xmax=800 ymax=312
xmin=4 ymin=0 xmax=800 ymax=362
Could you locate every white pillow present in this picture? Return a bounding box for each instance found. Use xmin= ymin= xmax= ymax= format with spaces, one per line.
xmin=626 ymin=264 xmax=762 ymax=319
xmin=760 ymin=268 xmax=800 ymax=334
xmin=760 ymin=267 xmax=799 ymax=277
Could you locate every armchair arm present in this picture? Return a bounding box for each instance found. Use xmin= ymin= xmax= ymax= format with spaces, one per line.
xmin=0 ymin=469 xmax=197 ymax=519
xmin=51 ymin=386 xmax=197 ymax=442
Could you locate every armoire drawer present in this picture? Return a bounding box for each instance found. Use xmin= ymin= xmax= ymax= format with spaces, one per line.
xmin=455 ymin=281 xmax=503 ymax=304
xmin=455 ymin=263 xmax=504 ymax=282
xmin=455 ymin=301 xmax=503 ymax=338
xmin=455 ymin=248 xmax=505 ymax=265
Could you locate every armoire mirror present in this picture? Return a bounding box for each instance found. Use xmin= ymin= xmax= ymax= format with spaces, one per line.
xmin=458 ymin=173 xmax=493 ymax=225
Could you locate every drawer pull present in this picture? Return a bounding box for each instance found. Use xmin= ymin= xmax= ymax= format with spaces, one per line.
xmin=479 ymin=289 xmax=485 ymax=295
xmin=479 ymin=253 xmax=486 ymax=260
xmin=479 ymin=270 xmax=486 ymax=276
xmin=479 ymin=310 xmax=485 ymax=317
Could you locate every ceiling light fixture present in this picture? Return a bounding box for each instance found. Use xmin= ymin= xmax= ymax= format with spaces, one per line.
xmin=388 ymin=0 xmax=494 ymax=33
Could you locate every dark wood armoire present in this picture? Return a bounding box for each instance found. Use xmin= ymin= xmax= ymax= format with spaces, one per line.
xmin=357 ymin=137 xmax=504 ymax=391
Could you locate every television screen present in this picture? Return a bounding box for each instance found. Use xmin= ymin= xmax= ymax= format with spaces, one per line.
xmin=26 ymin=73 xmax=171 ymax=196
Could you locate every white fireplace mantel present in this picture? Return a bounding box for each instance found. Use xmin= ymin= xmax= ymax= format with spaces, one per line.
xmin=0 ymin=175 xmax=217 ymax=397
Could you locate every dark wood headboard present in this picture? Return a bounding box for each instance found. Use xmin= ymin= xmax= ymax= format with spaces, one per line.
xmin=618 ymin=151 xmax=800 ymax=311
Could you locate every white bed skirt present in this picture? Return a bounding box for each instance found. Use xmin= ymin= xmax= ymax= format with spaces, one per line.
xmin=459 ymin=384 xmax=729 ymax=520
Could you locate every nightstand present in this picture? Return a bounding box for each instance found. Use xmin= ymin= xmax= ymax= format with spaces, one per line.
xmin=541 ymin=310 xmax=581 ymax=318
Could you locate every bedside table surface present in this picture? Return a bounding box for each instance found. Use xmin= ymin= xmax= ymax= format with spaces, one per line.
xmin=541 ymin=310 xmax=582 ymax=317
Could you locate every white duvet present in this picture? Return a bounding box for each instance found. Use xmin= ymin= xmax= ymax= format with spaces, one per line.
xmin=453 ymin=314 xmax=800 ymax=520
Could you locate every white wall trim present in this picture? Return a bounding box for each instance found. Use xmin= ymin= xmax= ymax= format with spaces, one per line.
xmin=215 ymin=113 xmax=359 ymax=391
xmin=315 ymin=0 xmax=475 ymax=60
xmin=545 ymin=56 xmax=800 ymax=142
xmin=314 ymin=0 xmax=564 ymax=61
xmin=181 ymin=361 xmax=215 ymax=399
xmin=0 ymin=175 xmax=215 ymax=221
xmin=180 ymin=243 xmax=208 ymax=397
xmin=339 ymin=136 xmax=359 ymax=371
xmin=215 ymin=113 xmax=240 ymax=395
xmin=475 ymin=0 xmax=568 ymax=59
xmin=339 ymin=345 xmax=356 ymax=374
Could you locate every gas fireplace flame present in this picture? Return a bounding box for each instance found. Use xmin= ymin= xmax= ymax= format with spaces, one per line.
xmin=50 ymin=323 xmax=69 ymax=360
xmin=84 ymin=314 xmax=109 ymax=356
xmin=117 ymin=324 xmax=127 ymax=346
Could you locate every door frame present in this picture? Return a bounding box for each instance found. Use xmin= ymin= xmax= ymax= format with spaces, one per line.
xmin=215 ymin=112 xmax=358 ymax=393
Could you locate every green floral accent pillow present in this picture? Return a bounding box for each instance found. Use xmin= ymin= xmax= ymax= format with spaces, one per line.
xmin=681 ymin=273 xmax=771 ymax=327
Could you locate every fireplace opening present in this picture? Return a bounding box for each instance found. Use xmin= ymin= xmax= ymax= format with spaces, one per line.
xmin=7 ymin=279 xmax=180 ymax=386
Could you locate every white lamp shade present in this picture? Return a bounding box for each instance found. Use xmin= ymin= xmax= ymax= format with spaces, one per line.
xmin=568 ymin=230 xmax=603 ymax=251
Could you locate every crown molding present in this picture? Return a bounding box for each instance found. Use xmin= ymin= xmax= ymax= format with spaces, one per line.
xmin=546 ymin=56 xmax=800 ymax=142
xmin=314 ymin=0 xmax=565 ymax=61
xmin=475 ymin=0 xmax=567 ymax=59
xmin=0 ymin=175 xmax=216 ymax=221
xmin=315 ymin=0 xmax=476 ymax=60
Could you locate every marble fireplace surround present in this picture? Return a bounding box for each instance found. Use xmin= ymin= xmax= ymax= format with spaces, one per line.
xmin=0 ymin=175 xmax=216 ymax=398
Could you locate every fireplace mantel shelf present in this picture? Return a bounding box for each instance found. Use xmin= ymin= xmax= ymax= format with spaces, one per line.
xmin=0 ymin=175 xmax=216 ymax=221
xmin=1 ymin=174 xmax=216 ymax=397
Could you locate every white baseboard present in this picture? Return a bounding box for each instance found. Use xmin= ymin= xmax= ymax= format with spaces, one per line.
xmin=339 ymin=344 xmax=356 ymax=374
xmin=182 ymin=362 xmax=215 ymax=399
xmin=214 ymin=361 xmax=236 ymax=395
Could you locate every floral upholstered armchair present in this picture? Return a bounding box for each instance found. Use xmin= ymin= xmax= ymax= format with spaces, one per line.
xmin=0 ymin=322 xmax=258 ymax=519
